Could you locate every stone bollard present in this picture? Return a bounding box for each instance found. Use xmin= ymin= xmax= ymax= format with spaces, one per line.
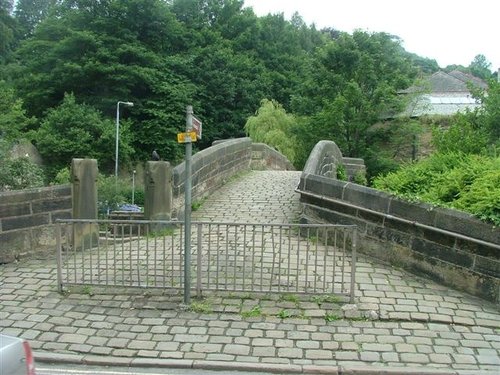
xmin=144 ymin=161 xmax=172 ymax=232
xmin=71 ymin=158 xmax=99 ymax=250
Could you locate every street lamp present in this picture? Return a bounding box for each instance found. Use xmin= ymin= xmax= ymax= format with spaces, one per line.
xmin=115 ymin=101 xmax=134 ymax=180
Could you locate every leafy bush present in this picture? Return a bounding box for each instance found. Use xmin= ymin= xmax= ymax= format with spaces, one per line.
xmin=336 ymin=164 xmax=347 ymax=181
xmin=373 ymin=152 xmax=500 ymax=225
xmin=354 ymin=170 xmax=368 ymax=186
xmin=97 ymin=175 xmax=129 ymax=215
xmin=0 ymin=156 xmax=45 ymax=191
xmin=97 ymin=174 xmax=145 ymax=216
xmin=52 ymin=167 xmax=71 ymax=185
xmin=432 ymin=113 xmax=489 ymax=155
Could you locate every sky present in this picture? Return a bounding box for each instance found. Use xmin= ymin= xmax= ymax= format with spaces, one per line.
xmin=243 ymin=0 xmax=500 ymax=72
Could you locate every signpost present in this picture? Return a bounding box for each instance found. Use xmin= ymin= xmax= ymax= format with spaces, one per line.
xmin=192 ymin=115 xmax=202 ymax=140
xmin=177 ymin=131 xmax=196 ymax=143
xmin=177 ymin=106 xmax=201 ymax=305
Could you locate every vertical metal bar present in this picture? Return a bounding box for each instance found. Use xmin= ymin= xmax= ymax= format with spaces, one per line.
xmin=251 ymin=225 xmax=256 ymax=290
xmin=116 ymin=225 xmax=122 ymax=286
xmin=73 ymin=224 xmax=78 ymax=284
xmin=96 ymin=222 xmax=101 ymax=285
xmin=233 ymin=225 xmax=237 ymax=291
xmin=296 ymin=225 xmax=300 ymax=293
xmin=270 ymin=226 xmax=275 ymax=293
xmin=197 ymin=223 xmax=202 ymax=297
xmin=105 ymin=226 xmax=109 ymax=286
xmin=170 ymin=225 xmax=177 ymax=288
xmin=162 ymin=228 xmax=166 ymax=288
xmin=179 ymin=224 xmax=184 ymax=288
xmin=305 ymin=227 xmax=310 ymax=292
xmin=152 ymin=225 xmax=156 ymax=286
xmin=80 ymin=223 xmax=86 ymax=283
xmin=225 ymin=225 xmax=229 ymax=290
xmin=64 ymin=224 xmax=70 ymax=285
xmin=332 ymin=229 xmax=337 ymax=294
xmin=125 ymin=225 xmax=131 ymax=286
xmin=349 ymin=228 xmax=357 ymax=303
xmin=56 ymin=222 xmax=63 ymax=292
xmin=278 ymin=225 xmax=282 ymax=293
xmin=216 ymin=224 xmax=220 ymax=289
xmin=287 ymin=224 xmax=291 ymax=292
xmin=184 ymin=105 xmax=194 ymax=305
xmin=341 ymin=232 xmax=347 ymax=293
xmin=323 ymin=227 xmax=328 ymax=292
xmin=314 ymin=227 xmax=319 ymax=293
xmin=242 ymin=225 xmax=247 ymax=291
xmin=207 ymin=223 xmax=211 ymax=290
xmin=135 ymin=225 xmax=140 ymax=287
xmin=260 ymin=225 xmax=264 ymax=292
xmin=87 ymin=223 xmax=92 ymax=284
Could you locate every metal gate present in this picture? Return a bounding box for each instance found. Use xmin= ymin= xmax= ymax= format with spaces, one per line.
xmin=56 ymin=220 xmax=357 ymax=301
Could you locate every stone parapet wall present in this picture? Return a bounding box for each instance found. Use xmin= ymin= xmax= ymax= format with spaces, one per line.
xmin=298 ymin=145 xmax=500 ymax=303
xmin=172 ymin=138 xmax=253 ymax=218
xmin=0 ymin=185 xmax=72 ymax=263
xmin=302 ymin=140 xmax=365 ymax=181
xmin=250 ymin=143 xmax=295 ymax=171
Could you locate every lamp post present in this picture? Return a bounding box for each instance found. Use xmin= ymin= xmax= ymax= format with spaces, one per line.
xmin=115 ymin=101 xmax=134 ymax=180
xmin=132 ymin=170 xmax=136 ymax=205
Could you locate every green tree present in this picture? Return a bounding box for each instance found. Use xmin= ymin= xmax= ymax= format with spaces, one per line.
xmin=473 ymin=79 xmax=500 ymax=145
xmin=0 ymin=80 xmax=34 ymax=141
xmin=469 ymin=54 xmax=492 ymax=80
xmin=433 ymin=80 xmax=500 ymax=154
xmin=33 ymin=93 xmax=130 ymax=178
xmin=292 ymin=31 xmax=417 ymax=160
xmin=14 ymin=0 xmax=59 ymax=38
xmin=244 ymin=99 xmax=298 ymax=164
xmin=0 ymin=0 xmax=18 ymax=62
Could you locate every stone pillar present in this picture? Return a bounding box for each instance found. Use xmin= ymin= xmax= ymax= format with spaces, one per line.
xmin=71 ymin=158 xmax=98 ymax=249
xmin=144 ymin=161 xmax=172 ymax=232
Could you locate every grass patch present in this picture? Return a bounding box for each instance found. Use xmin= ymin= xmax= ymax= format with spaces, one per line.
xmin=325 ymin=312 xmax=341 ymax=322
xmin=82 ymin=285 xmax=94 ymax=296
xmin=241 ymin=305 xmax=262 ymax=318
xmin=277 ymin=309 xmax=292 ymax=319
xmin=279 ymin=294 xmax=299 ymax=303
xmin=190 ymin=300 xmax=212 ymax=314
xmin=311 ymin=295 xmax=341 ymax=305
xmin=147 ymin=227 xmax=176 ymax=238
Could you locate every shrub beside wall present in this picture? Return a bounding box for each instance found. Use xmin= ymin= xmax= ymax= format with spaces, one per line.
xmin=0 ymin=185 xmax=72 ymax=263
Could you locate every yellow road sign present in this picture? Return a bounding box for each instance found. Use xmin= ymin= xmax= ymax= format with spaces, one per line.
xmin=177 ymin=131 xmax=197 ymax=143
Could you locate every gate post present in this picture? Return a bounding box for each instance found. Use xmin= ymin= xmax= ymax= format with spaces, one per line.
xmin=144 ymin=161 xmax=172 ymax=232
xmin=71 ymin=158 xmax=99 ymax=249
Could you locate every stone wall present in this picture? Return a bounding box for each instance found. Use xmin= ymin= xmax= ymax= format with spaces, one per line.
xmin=297 ymin=143 xmax=500 ymax=303
xmin=0 ymin=185 xmax=72 ymax=263
xmin=250 ymin=143 xmax=295 ymax=171
xmin=173 ymin=138 xmax=246 ymax=218
xmin=302 ymin=140 xmax=365 ymax=181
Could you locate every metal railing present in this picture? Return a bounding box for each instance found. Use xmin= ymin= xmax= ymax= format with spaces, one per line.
xmin=56 ymin=219 xmax=357 ymax=301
